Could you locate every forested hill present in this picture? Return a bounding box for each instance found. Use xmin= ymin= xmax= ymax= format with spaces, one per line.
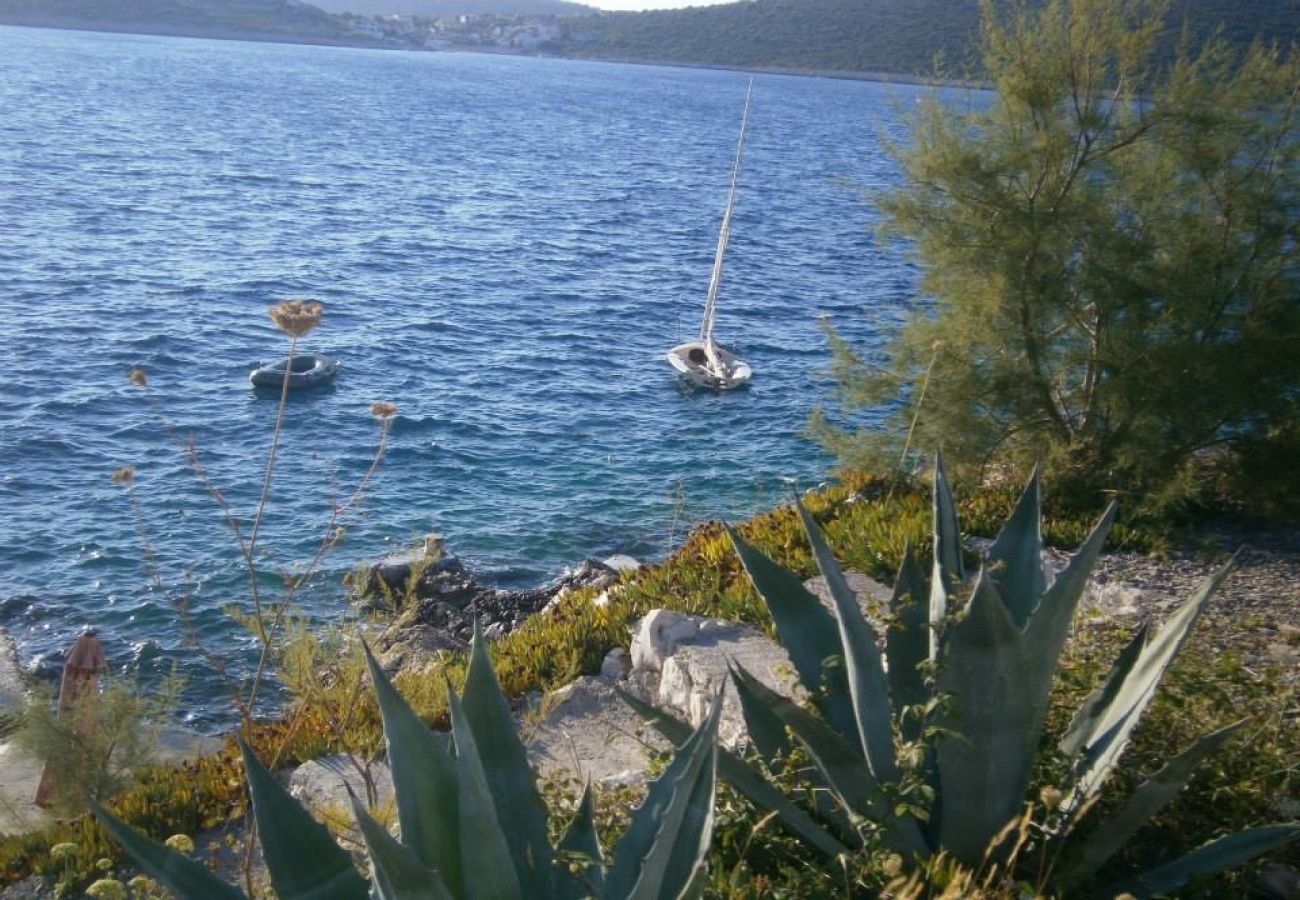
xmin=310 ymin=0 xmax=591 ymax=16
xmin=558 ymin=0 xmax=1300 ymax=77
xmin=0 ymin=0 xmax=371 ymax=44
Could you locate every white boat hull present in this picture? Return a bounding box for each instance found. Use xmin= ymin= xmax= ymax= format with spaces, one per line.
xmin=667 ymin=341 xmax=752 ymax=390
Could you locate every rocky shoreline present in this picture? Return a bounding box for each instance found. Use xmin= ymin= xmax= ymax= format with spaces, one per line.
xmin=1 ymin=526 xmax=1296 ymax=895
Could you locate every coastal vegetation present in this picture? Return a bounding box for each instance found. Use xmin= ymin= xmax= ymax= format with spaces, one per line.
xmin=2 ymin=473 xmax=1295 ymax=896
xmin=558 ymin=0 xmax=1297 ymax=77
xmin=2 ymin=0 xmax=1297 ymax=79
xmin=813 ymin=0 xmax=1300 ymax=521
xmin=0 ymin=0 xmax=369 ymax=44
xmin=1 ymin=1 xmax=1297 ymax=898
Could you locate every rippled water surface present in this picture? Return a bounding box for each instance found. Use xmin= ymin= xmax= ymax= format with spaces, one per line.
xmin=0 ymin=25 xmax=926 ymax=726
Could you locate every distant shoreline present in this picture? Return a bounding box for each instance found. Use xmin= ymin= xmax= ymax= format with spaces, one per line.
xmin=0 ymin=19 xmax=978 ymax=88
xmin=0 ymin=19 xmax=389 ymax=50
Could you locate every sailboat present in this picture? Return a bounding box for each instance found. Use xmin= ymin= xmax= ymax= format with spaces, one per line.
xmin=666 ymin=82 xmax=754 ymax=391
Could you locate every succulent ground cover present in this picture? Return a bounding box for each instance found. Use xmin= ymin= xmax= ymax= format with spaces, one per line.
xmin=0 ymin=475 xmax=1295 ymax=897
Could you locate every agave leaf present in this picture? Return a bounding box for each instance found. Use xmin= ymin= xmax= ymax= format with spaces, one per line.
xmin=92 ymin=803 xmax=248 ymax=900
xmin=1066 ymin=557 xmax=1237 ymax=810
xmin=461 ymin=625 xmax=554 ymax=893
xmin=932 ymin=450 xmax=964 ymax=586
xmin=363 ymin=642 xmax=463 ymax=896
xmin=607 ymin=693 xmax=721 ymax=899
xmin=1112 ymin=824 xmax=1300 ymax=898
xmin=935 ymin=569 xmax=1035 ymax=865
xmin=929 ymin=451 xmax=962 ymax=660
xmin=983 ymin=466 xmax=1044 ymax=629
xmin=795 ymin=496 xmax=898 ymax=785
xmin=1058 ymin=720 xmax=1248 ymax=885
xmin=238 ymin=738 xmax=369 ymax=900
xmin=557 ymin=784 xmax=604 ymax=900
xmin=731 ymin=660 xmax=792 ymax=767
xmin=1022 ymin=501 xmax=1117 ymax=704
xmin=1058 ymin=623 xmax=1150 ymax=759
xmin=615 ymin=687 xmax=852 ymax=858
xmin=629 ymin=696 xmax=720 ymax=900
xmin=727 ymin=525 xmax=859 ymax=749
xmin=447 ymin=688 xmax=525 ymax=900
xmin=349 ymin=790 xmax=455 ymax=900
xmin=731 ymin=664 xmax=928 ymax=858
xmin=888 ymin=541 xmax=942 ymax=845
xmin=886 ymin=540 xmax=930 ymax=742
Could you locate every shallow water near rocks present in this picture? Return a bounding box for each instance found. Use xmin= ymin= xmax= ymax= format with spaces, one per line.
xmin=0 ymin=25 xmax=936 ymax=728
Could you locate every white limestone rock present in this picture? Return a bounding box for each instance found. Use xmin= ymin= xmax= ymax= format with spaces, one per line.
xmin=289 ymin=754 xmax=395 ymax=840
xmin=803 ymin=571 xmax=892 ymax=624
xmin=603 ymin=555 xmax=642 ymax=573
xmin=600 ymin=647 xmax=630 ymax=681
xmin=629 ymin=609 xmax=700 ymax=673
xmin=647 ymin=617 xmax=802 ymax=749
xmin=525 ymin=676 xmax=668 ymax=785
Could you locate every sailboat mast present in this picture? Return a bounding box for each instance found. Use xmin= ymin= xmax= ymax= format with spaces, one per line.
xmin=699 ymin=80 xmax=753 ymax=345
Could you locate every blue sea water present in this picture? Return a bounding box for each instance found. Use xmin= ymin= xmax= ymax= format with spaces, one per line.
xmin=0 ymin=25 xmax=928 ymax=727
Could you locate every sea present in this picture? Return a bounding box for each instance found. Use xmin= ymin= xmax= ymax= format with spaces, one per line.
xmin=0 ymin=25 xmax=933 ymax=728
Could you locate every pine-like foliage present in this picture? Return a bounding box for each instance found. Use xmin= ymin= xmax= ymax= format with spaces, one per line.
xmin=815 ymin=0 xmax=1300 ymax=511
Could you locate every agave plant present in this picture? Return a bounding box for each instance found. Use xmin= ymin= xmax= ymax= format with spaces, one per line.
xmin=94 ymin=626 xmax=723 ymax=899
xmin=632 ymin=459 xmax=1298 ymax=895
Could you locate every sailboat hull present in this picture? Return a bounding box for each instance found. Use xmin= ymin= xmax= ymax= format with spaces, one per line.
xmin=667 ymin=341 xmax=752 ymax=390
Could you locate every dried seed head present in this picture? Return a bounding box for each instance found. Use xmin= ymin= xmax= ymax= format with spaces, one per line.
xmin=268 ymin=299 xmax=324 ymax=337
xmin=370 ymin=401 xmax=398 ymax=420
xmin=110 ymin=467 xmax=135 ymax=486
xmin=163 ymin=834 xmax=195 ymax=854
xmin=1039 ymin=786 xmax=1063 ymax=810
xmin=128 ymin=368 xmax=148 ymax=387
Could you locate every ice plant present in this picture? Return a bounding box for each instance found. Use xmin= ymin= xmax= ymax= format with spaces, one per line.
xmin=96 ymin=627 xmax=723 ymax=899
xmin=632 ymin=458 xmax=1299 ymax=894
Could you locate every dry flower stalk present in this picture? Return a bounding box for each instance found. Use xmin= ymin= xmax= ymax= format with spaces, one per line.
xmin=370 ymin=401 xmax=397 ymax=419
xmin=268 ymin=300 xmax=324 ymax=337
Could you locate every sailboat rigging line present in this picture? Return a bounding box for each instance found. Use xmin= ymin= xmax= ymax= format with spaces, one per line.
xmin=699 ymin=79 xmax=753 ymax=347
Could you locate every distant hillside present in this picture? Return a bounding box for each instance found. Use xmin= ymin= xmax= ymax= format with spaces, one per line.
xmin=558 ymin=0 xmax=1300 ymax=77
xmin=310 ymin=0 xmax=592 ymax=17
xmin=0 ymin=0 xmax=372 ymax=44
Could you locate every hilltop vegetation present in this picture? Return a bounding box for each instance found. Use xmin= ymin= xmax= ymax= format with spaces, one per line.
xmin=0 ymin=0 xmax=369 ymax=44
xmin=558 ymin=0 xmax=1300 ymax=76
xmin=310 ymin=0 xmax=593 ymax=17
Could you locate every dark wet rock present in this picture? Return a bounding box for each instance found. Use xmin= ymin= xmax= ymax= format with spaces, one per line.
xmin=365 ymin=544 xmax=622 ymax=670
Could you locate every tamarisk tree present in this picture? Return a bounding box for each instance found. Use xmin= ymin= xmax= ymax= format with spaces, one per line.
xmin=815 ymin=0 xmax=1299 ymax=510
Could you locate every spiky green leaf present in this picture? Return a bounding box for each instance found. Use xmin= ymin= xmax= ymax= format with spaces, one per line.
xmin=727 ymin=525 xmax=859 ymax=748
xmin=447 ymin=688 xmax=525 ymax=900
xmin=629 ymin=695 xmax=720 ymax=900
xmin=1023 ymin=501 xmax=1117 ymax=701
xmin=1115 ymin=825 xmax=1300 ymax=897
xmin=983 ymin=466 xmax=1044 ymax=629
xmin=349 ymin=791 xmax=455 ymax=900
xmin=462 ymin=625 xmax=554 ymax=892
xmin=886 ymin=540 xmax=930 ymax=743
xmin=1059 ymin=623 xmax=1150 ymax=759
xmin=607 ymin=693 xmax=721 ymax=899
xmin=557 ymin=784 xmax=604 ymax=900
xmin=238 ymin=739 xmax=369 ymax=900
xmin=92 ymin=804 xmax=247 ymax=900
xmin=615 ymin=687 xmax=852 ymax=859
xmin=929 ymin=451 xmax=962 ymax=661
xmin=934 ymin=569 xmax=1033 ymax=865
xmin=363 ymin=642 xmax=463 ymax=896
xmin=795 ymin=496 xmax=898 ymax=785
xmin=731 ymin=664 xmax=928 ymax=858
xmin=1059 ymin=720 xmax=1248 ymax=884
xmin=732 ymin=661 xmax=792 ymax=767
xmin=1067 ymin=557 xmax=1237 ymax=809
